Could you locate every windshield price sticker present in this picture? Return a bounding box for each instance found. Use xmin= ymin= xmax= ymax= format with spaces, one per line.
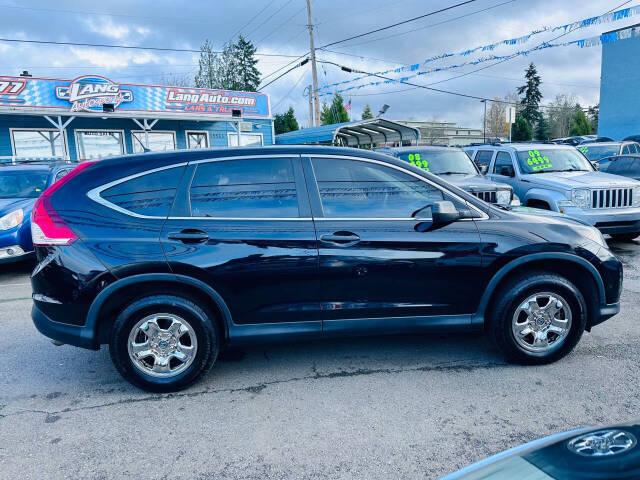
xmin=579 ymin=146 xmax=589 ymax=154
xmin=407 ymin=153 xmax=429 ymax=172
xmin=527 ymin=150 xmax=552 ymax=171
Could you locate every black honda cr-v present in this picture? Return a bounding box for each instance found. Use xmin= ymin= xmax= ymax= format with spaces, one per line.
xmin=31 ymin=146 xmax=622 ymax=392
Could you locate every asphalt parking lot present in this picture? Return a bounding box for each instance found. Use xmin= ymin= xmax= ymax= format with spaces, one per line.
xmin=0 ymin=240 xmax=638 ymax=480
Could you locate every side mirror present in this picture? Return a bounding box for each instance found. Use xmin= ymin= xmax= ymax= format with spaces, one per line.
xmin=592 ymin=161 xmax=600 ymax=171
xmin=499 ymin=166 xmax=515 ymax=177
xmin=479 ymin=164 xmax=488 ymax=174
xmin=415 ymin=201 xmax=462 ymax=231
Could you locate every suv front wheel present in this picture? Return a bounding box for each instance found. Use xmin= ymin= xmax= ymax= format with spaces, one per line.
xmin=109 ymin=295 xmax=220 ymax=392
xmin=487 ymin=272 xmax=587 ymax=364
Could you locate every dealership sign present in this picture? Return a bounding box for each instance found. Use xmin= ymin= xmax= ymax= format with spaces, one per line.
xmin=0 ymin=75 xmax=270 ymax=117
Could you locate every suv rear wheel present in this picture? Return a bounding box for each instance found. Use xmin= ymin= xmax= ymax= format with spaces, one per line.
xmin=109 ymin=295 xmax=220 ymax=392
xmin=487 ymin=271 xmax=587 ymax=364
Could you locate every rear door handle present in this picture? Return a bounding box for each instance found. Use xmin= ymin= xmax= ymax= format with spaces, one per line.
xmin=320 ymin=232 xmax=360 ymax=245
xmin=167 ymin=229 xmax=209 ymax=244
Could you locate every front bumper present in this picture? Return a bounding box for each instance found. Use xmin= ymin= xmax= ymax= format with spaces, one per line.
xmin=592 ymin=301 xmax=620 ymax=329
xmin=563 ymin=207 xmax=640 ymax=234
xmin=32 ymin=304 xmax=99 ymax=350
xmin=0 ymin=245 xmax=32 ymax=264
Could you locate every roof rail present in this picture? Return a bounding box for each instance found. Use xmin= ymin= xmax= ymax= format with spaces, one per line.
xmin=0 ymin=157 xmax=77 ymax=166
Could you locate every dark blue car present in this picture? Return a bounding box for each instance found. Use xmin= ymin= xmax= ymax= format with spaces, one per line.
xmin=0 ymin=161 xmax=75 ymax=263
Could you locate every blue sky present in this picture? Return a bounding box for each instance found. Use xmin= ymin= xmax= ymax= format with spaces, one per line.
xmin=0 ymin=0 xmax=636 ymax=127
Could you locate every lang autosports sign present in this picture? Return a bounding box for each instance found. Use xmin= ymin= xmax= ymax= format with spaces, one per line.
xmin=0 ymin=75 xmax=270 ymax=118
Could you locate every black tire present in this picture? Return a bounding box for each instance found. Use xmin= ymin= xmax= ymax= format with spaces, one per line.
xmin=610 ymin=232 xmax=640 ymax=242
xmin=487 ymin=271 xmax=587 ymax=365
xmin=109 ymin=295 xmax=220 ymax=392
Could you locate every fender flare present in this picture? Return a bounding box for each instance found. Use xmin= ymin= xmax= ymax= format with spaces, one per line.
xmin=86 ymin=273 xmax=233 ymax=343
xmin=471 ymin=252 xmax=606 ymax=329
xmin=522 ymin=188 xmax=565 ymax=210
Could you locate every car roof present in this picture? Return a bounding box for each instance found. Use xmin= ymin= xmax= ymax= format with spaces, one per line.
xmin=581 ymin=142 xmax=622 ymax=147
xmin=468 ymin=143 xmax=577 ymax=152
xmin=0 ymin=162 xmax=73 ymax=172
xmin=83 ymin=145 xmax=419 ymax=172
xmin=378 ymin=145 xmax=458 ymax=152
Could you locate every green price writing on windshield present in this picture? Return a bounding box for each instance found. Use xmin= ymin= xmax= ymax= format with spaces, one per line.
xmin=580 ymin=146 xmax=589 ymax=154
xmin=408 ymin=153 xmax=429 ymax=172
xmin=527 ymin=150 xmax=552 ymax=171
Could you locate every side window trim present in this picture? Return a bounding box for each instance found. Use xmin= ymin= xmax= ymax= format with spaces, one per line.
xmin=181 ymin=154 xmax=310 ymax=220
xmin=305 ymin=155 xmax=487 ymax=220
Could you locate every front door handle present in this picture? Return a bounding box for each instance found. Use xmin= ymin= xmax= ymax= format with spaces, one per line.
xmin=167 ymin=229 xmax=209 ymax=244
xmin=320 ymin=231 xmax=360 ymax=245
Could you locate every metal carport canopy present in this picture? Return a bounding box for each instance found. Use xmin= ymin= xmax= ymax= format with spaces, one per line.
xmin=275 ymin=118 xmax=420 ymax=147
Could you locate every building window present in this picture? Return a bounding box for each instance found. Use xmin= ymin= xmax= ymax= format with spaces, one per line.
xmin=76 ymin=130 xmax=125 ymax=160
xmin=186 ymin=131 xmax=209 ymax=149
xmin=132 ymin=131 xmax=176 ymax=153
xmin=11 ymin=129 xmax=67 ymax=158
xmin=227 ymin=132 xmax=263 ymax=147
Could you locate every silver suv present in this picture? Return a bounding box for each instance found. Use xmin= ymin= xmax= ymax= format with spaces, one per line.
xmin=465 ymin=143 xmax=640 ymax=241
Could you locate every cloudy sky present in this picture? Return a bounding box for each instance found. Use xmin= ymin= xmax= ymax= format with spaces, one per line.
xmin=0 ymin=0 xmax=636 ymax=128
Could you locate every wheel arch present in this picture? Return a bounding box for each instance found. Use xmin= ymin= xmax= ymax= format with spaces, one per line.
xmin=88 ymin=273 xmax=233 ymax=346
xmin=522 ymin=189 xmax=564 ymax=211
xmin=472 ymin=253 xmax=605 ymax=331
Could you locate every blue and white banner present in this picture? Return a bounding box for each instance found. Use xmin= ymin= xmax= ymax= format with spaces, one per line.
xmin=317 ymin=4 xmax=640 ymax=93
xmin=318 ymin=26 xmax=640 ymax=98
xmin=0 ymin=75 xmax=271 ymax=118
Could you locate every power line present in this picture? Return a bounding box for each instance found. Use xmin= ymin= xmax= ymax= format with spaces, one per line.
xmin=249 ymin=0 xmax=295 ymax=41
xmin=0 ymin=37 xmax=303 ymax=58
xmin=260 ymin=52 xmax=310 ymax=84
xmin=260 ymin=58 xmax=310 ymax=89
xmin=272 ymin=67 xmax=309 ymax=111
xmin=229 ymin=0 xmax=278 ymax=40
xmin=322 ymin=0 xmax=515 ymax=49
xmin=316 ymin=0 xmax=478 ymax=49
xmin=254 ymin=6 xmax=307 ymax=46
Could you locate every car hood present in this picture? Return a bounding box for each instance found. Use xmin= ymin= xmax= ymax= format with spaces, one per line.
xmin=439 ymin=173 xmax=511 ymax=191
xmin=0 ymin=197 xmax=36 ymax=216
xmin=521 ymin=170 xmax=640 ymax=190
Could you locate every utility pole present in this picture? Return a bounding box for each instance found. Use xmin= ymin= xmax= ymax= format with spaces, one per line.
xmin=304 ymin=85 xmax=313 ymax=128
xmin=481 ymin=99 xmax=487 ymax=142
xmin=306 ymin=0 xmax=320 ymax=127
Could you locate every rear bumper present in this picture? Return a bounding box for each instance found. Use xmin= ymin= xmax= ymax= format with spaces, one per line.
xmin=32 ymin=304 xmax=99 ymax=350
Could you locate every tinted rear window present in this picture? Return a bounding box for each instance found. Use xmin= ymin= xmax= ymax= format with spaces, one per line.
xmin=101 ymin=166 xmax=185 ymax=216
xmin=189 ymin=158 xmax=299 ymax=218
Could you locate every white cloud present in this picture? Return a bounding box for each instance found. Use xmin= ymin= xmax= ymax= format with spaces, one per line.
xmin=85 ymin=18 xmax=130 ymax=40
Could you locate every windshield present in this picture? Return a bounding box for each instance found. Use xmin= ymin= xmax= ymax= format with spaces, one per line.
xmin=0 ymin=171 xmax=49 ymax=198
xmin=396 ymin=149 xmax=478 ymax=175
xmin=516 ymin=148 xmax=593 ymax=173
xmin=578 ymin=144 xmax=620 ymax=161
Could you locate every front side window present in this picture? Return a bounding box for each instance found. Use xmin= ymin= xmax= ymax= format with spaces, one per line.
xmin=0 ymin=171 xmax=48 ymax=198
xmin=101 ymin=166 xmax=185 ymax=216
xmin=11 ymin=129 xmax=66 ymax=158
xmin=474 ymin=150 xmax=494 ymax=166
xmin=493 ymin=152 xmax=515 ymax=175
xmin=516 ymin=148 xmax=593 ymax=174
xmin=579 ymin=144 xmax=621 ymax=161
xmin=189 ymin=158 xmax=298 ymax=218
xmin=132 ymin=132 xmax=176 ymax=153
xmin=311 ymin=157 xmax=445 ymax=218
xmin=76 ymin=130 xmax=124 ymax=160
xmin=395 ymin=149 xmax=478 ymax=175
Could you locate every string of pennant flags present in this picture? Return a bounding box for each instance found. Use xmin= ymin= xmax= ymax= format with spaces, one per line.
xmin=316 ymin=4 xmax=640 ymax=94
xmin=317 ymin=25 xmax=640 ymax=98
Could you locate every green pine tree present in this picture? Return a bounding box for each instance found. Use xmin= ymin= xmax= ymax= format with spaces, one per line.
xmin=273 ymin=107 xmax=300 ymax=134
xmin=534 ymin=114 xmax=551 ymax=141
xmin=321 ymin=93 xmax=350 ymax=125
xmin=362 ymin=104 xmax=374 ymax=120
xmin=511 ymin=113 xmax=533 ymax=141
xmin=569 ymin=108 xmax=592 ymax=136
xmin=587 ymin=104 xmax=599 ymax=134
xmin=231 ymin=35 xmax=261 ymax=91
xmin=517 ymin=63 xmax=542 ymax=126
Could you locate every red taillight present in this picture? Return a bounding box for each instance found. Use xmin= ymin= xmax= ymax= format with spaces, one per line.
xmin=31 ymin=161 xmax=96 ymax=246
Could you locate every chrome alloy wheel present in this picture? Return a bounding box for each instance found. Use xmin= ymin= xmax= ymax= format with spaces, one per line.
xmin=127 ymin=314 xmax=198 ymax=378
xmin=567 ymin=429 xmax=637 ymax=457
xmin=511 ymin=292 xmax=572 ymax=353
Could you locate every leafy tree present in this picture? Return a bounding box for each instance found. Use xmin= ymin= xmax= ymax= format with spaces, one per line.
xmin=587 ymin=104 xmax=599 ymax=134
xmin=517 ymin=63 xmax=542 ymax=126
xmin=321 ymin=93 xmax=350 ymax=125
xmin=274 ymin=107 xmax=300 ymax=135
xmin=362 ymin=104 xmax=374 ymax=120
xmin=535 ymin=114 xmax=551 ymax=140
xmin=547 ymin=94 xmax=578 ymax=138
xmin=486 ymin=97 xmax=507 ymax=139
xmin=231 ymin=35 xmax=260 ymax=91
xmin=569 ymin=108 xmax=592 ymax=136
xmin=511 ymin=113 xmax=533 ymax=141
xmin=194 ymin=36 xmax=260 ymax=91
